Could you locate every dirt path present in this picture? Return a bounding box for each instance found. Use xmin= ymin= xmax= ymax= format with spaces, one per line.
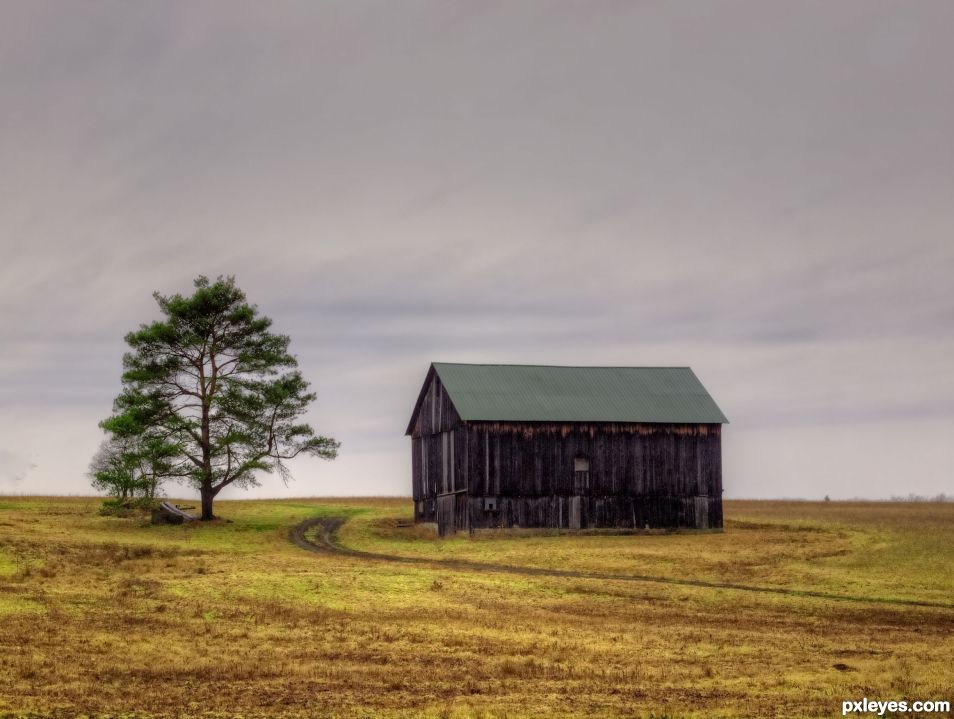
xmin=290 ymin=516 xmax=954 ymax=611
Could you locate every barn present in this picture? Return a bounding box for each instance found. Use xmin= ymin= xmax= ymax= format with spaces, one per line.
xmin=407 ymin=363 xmax=728 ymax=535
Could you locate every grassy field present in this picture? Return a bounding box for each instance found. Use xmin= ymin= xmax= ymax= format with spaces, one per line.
xmin=0 ymin=498 xmax=952 ymax=718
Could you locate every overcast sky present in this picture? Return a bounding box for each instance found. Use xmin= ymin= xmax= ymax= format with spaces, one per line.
xmin=1 ymin=1 xmax=952 ymax=500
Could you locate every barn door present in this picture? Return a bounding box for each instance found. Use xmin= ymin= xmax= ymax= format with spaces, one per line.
xmin=436 ymin=491 xmax=469 ymax=536
xmin=436 ymin=493 xmax=456 ymax=536
xmin=568 ymin=496 xmax=581 ymax=530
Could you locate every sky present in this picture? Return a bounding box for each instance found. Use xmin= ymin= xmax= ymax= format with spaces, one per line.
xmin=1 ymin=1 xmax=952 ymax=501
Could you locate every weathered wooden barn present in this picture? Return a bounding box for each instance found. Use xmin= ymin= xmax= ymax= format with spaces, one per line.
xmin=407 ymin=363 xmax=728 ymax=535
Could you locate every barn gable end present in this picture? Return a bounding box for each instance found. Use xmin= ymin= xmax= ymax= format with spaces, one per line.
xmin=408 ymin=367 xmax=469 ymax=532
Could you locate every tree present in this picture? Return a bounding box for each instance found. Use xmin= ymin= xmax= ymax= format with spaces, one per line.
xmin=100 ymin=276 xmax=339 ymax=519
xmin=88 ymin=437 xmax=141 ymax=500
xmin=88 ymin=433 xmax=178 ymax=500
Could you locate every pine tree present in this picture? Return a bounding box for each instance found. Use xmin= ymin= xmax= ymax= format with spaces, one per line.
xmin=99 ymin=276 xmax=339 ymax=519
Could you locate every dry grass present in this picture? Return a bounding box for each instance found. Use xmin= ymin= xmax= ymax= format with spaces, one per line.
xmin=0 ymin=497 xmax=951 ymax=718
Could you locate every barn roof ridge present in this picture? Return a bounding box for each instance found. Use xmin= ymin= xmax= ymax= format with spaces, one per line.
xmin=406 ymin=363 xmax=728 ymax=434
xmin=431 ymin=361 xmax=694 ymax=369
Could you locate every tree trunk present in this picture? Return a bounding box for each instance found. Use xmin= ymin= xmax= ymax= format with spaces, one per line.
xmin=200 ymin=485 xmax=215 ymax=520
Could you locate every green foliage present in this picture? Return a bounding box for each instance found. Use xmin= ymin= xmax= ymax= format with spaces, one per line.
xmin=98 ymin=276 xmax=339 ymax=519
xmin=88 ymin=434 xmax=173 ymax=501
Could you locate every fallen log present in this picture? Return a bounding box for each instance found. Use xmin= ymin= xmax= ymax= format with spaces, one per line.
xmin=151 ymin=501 xmax=197 ymax=525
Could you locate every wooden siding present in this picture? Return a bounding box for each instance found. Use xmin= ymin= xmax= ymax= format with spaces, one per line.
xmin=459 ymin=422 xmax=722 ymax=531
xmin=412 ymin=431 xmax=469 ymax=507
xmin=409 ymin=371 xmax=461 ymax=438
xmin=466 ymin=495 xmax=721 ymax=531
xmin=411 ymin=371 xmax=467 ymax=525
xmin=465 ymin=422 xmax=721 ymax=499
xmin=410 ymin=388 xmax=724 ymax=531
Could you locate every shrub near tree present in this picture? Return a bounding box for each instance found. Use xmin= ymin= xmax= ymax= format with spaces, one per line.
xmin=88 ymin=433 xmax=176 ymax=502
xmin=97 ymin=275 xmax=339 ymax=520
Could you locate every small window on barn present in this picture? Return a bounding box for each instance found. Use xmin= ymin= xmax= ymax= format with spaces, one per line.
xmin=483 ymin=497 xmax=498 ymax=512
xmin=573 ymin=456 xmax=590 ymax=493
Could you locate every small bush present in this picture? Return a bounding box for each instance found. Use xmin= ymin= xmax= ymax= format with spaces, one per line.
xmin=98 ymin=497 xmax=161 ymax=518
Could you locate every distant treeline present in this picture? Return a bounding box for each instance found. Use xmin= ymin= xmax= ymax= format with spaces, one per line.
xmin=746 ymin=495 xmax=954 ymax=503
xmin=888 ymin=493 xmax=953 ymax=503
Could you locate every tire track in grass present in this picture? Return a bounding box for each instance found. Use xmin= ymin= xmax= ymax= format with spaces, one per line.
xmin=290 ymin=516 xmax=954 ymax=611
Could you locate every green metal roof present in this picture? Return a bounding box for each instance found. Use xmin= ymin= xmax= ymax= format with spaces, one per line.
xmin=424 ymin=363 xmax=728 ymax=426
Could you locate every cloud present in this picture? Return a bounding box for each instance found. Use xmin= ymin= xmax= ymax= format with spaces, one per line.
xmin=1 ymin=1 xmax=952 ymax=499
